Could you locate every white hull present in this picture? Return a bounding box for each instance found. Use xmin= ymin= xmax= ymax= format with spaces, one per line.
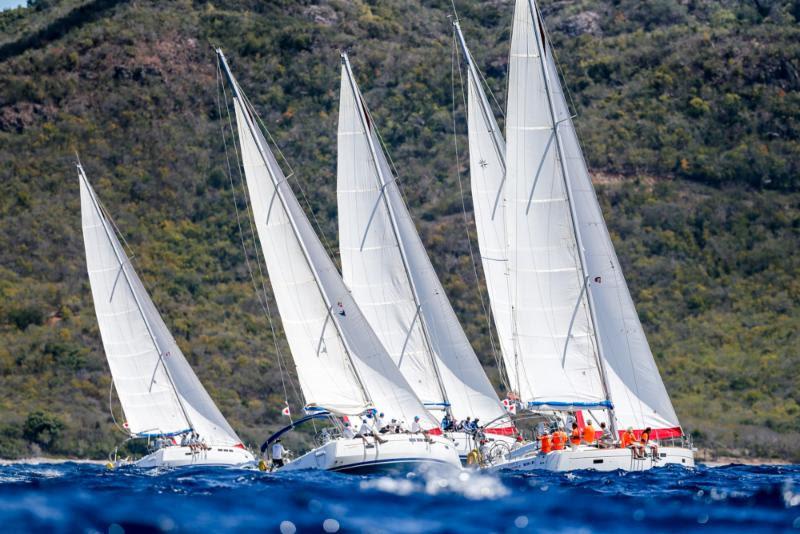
xmin=488 ymin=445 xmax=694 ymax=473
xmin=278 ymin=433 xmax=461 ymax=474
xmin=134 ymin=445 xmax=256 ymax=468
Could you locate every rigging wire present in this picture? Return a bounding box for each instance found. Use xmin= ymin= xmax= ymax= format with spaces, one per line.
xmin=215 ymin=61 xmax=301 ymax=420
xmin=450 ymin=30 xmax=507 ymax=385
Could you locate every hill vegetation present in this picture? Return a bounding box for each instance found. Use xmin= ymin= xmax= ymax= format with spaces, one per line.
xmin=0 ymin=0 xmax=798 ymax=460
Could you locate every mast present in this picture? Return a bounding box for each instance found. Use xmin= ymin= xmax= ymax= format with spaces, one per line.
xmin=525 ymin=0 xmax=616 ymax=435
xmin=340 ymin=53 xmax=450 ymax=415
xmin=216 ymin=49 xmax=372 ymax=407
xmin=78 ymin=162 xmax=195 ymax=436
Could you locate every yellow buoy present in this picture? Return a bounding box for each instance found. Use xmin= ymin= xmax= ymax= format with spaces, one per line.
xmin=105 ymin=462 xmax=115 ymax=470
xmin=257 ymin=459 xmax=267 ymax=472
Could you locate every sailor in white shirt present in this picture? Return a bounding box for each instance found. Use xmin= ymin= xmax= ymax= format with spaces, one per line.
xmin=410 ymin=416 xmax=422 ymax=434
xmin=271 ymin=439 xmax=286 ymax=468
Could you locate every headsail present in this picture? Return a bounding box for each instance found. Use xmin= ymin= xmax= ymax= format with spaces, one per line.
xmin=80 ymin=165 xmax=242 ymax=446
xmin=454 ymin=22 xmax=516 ymax=394
xmin=337 ymin=54 xmax=513 ymax=432
xmin=218 ymin=50 xmax=438 ymax=429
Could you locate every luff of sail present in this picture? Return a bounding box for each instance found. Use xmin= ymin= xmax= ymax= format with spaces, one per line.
xmin=218 ymin=50 xmax=438 ymax=430
xmin=80 ymin=165 xmax=242 ymax=446
xmin=537 ymin=15 xmax=681 ymax=437
xmin=454 ymin=22 xmax=516 ymax=395
xmin=337 ymin=54 xmax=513 ymax=433
xmin=505 ymin=0 xmax=608 ymax=409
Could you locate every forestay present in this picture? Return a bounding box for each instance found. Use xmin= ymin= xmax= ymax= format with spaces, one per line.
xmin=221 ymin=51 xmax=437 ymax=429
xmin=80 ymin=167 xmax=241 ymax=445
xmin=337 ymin=55 xmax=513 ymax=430
xmin=505 ymin=0 xmax=607 ymax=408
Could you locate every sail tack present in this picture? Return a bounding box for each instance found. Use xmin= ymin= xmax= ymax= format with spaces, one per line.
xmin=337 ymin=55 xmax=513 ymax=431
xmin=80 ymin=166 xmax=241 ymax=445
xmin=220 ymin=51 xmax=438 ymax=429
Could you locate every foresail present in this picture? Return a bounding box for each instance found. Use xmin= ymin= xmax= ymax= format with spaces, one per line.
xmin=226 ymin=68 xmax=438 ymax=429
xmin=544 ymin=47 xmax=682 ymax=436
xmin=505 ymin=0 xmax=607 ymax=408
xmin=338 ymin=57 xmax=512 ymax=430
xmin=458 ymin=24 xmax=516 ymax=396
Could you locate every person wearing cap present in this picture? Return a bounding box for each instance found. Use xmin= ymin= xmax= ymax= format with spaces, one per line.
xmin=359 ymin=417 xmax=387 ymax=445
xmin=597 ymin=422 xmax=613 ymax=448
xmin=376 ymin=412 xmax=387 ymax=433
xmin=271 ymin=438 xmax=286 ymax=468
xmin=410 ymin=415 xmax=423 ymax=434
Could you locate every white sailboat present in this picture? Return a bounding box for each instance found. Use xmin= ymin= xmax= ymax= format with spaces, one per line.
xmin=79 ymin=162 xmax=255 ymax=468
xmin=216 ymin=50 xmax=461 ymax=474
xmin=336 ymin=53 xmax=518 ymax=463
xmin=455 ymin=0 xmax=694 ymax=472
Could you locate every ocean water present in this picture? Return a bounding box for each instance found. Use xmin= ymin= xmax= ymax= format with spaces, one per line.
xmin=1 ymin=462 xmax=799 ymax=533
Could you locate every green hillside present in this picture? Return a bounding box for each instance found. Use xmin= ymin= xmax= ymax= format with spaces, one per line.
xmin=0 ymin=0 xmax=798 ymax=460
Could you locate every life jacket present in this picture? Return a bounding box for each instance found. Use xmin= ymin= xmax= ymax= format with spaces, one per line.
xmin=583 ymin=425 xmax=596 ymax=444
xmin=540 ymin=434 xmax=552 ymax=454
xmin=570 ymin=428 xmax=581 ymax=445
xmin=552 ymin=431 xmax=565 ymax=450
xmin=640 ymin=431 xmax=650 ymax=444
xmin=621 ymin=431 xmax=635 ymax=448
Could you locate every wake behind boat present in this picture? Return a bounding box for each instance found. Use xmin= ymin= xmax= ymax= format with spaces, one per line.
xmin=215 ymin=50 xmax=461 ymax=475
xmin=78 ymin=163 xmax=254 ymax=469
xmin=454 ymin=0 xmax=694 ymax=472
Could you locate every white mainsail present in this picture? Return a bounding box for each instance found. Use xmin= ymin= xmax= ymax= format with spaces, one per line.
xmin=337 ymin=54 xmax=513 ymax=431
xmin=218 ymin=51 xmax=437 ymax=429
xmin=454 ymin=22 xmax=516 ymax=392
xmin=505 ymin=0 xmax=607 ymax=408
xmin=80 ymin=165 xmax=242 ymax=446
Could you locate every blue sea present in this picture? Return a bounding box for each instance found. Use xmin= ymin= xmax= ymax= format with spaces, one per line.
xmin=1 ymin=462 xmax=799 ymax=533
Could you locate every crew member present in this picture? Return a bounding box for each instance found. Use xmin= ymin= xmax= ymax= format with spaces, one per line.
xmin=539 ymin=432 xmax=552 ymax=454
xmin=570 ymin=422 xmax=582 ymax=448
xmin=271 ymin=439 xmax=286 ymax=468
xmin=583 ymin=420 xmax=596 ymax=446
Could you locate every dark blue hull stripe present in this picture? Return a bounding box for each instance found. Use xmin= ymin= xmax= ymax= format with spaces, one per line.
xmin=329 ymin=457 xmax=455 ymax=472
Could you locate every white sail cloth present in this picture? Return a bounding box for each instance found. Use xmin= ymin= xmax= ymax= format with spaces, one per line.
xmin=227 ymin=68 xmax=437 ymax=429
xmin=459 ymin=24 xmax=516 ymax=393
xmin=505 ymin=0 xmax=607 ymax=407
xmin=337 ymin=57 xmax=513 ymax=431
xmin=80 ymin=169 xmax=242 ymax=446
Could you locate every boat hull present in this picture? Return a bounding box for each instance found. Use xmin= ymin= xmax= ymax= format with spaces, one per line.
xmin=134 ymin=445 xmax=256 ymax=468
xmin=488 ymin=445 xmax=695 ymax=473
xmin=278 ymin=433 xmax=461 ymax=474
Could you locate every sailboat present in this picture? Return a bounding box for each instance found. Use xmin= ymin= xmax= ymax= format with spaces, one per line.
xmin=215 ymin=50 xmax=461 ymax=474
xmin=336 ymin=53 xmax=518 ymax=464
xmin=454 ymin=0 xmax=695 ymax=472
xmin=79 ymin=162 xmax=255 ymax=468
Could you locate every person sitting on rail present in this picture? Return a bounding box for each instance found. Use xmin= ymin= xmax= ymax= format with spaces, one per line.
xmin=539 ymin=431 xmax=552 ymax=454
xmin=640 ymin=427 xmax=658 ymax=458
xmin=583 ymin=420 xmax=596 ymax=446
xmin=570 ymin=422 xmax=582 ymax=449
xmin=551 ymin=426 xmax=566 ymax=451
xmin=597 ymin=422 xmax=613 ymax=449
xmin=621 ymin=427 xmax=642 ymax=458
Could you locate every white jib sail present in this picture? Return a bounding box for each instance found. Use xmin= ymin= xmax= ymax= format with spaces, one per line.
xmin=224 ymin=55 xmax=437 ymax=429
xmin=80 ymin=167 xmax=242 ymax=445
xmin=455 ymin=23 xmax=516 ymax=395
xmin=337 ymin=55 xmax=512 ymax=429
xmin=505 ymin=0 xmax=607 ymax=408
xmin=540 ymin=25 xmax=681 ymax=434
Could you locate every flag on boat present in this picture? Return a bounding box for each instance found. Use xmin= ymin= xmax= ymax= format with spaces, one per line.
xmin=502 ymin=398 xmax=517 ymax=414
xmin=281 ymin=405 xmax=291 ymax=417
